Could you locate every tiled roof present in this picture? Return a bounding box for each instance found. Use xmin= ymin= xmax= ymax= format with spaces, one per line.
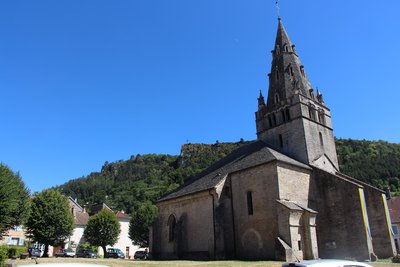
xmin=388 ymin=196 xmax=400 ymax=224
xmin=158 ymin=140 xmax=310 ymax=202
xmin=115 ymin=211 xmax=130 ymax=220
xmin=90 ymin=203 xmax=112 ymax=215
xmin=75 ymin=211 xmax=89 ymax=226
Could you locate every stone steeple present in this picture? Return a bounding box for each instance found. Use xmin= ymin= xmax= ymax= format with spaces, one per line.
xmin=266 ymin=18 xmax=313 ymax=109
xmin=256 ymin=19 xmax=339 ymax=172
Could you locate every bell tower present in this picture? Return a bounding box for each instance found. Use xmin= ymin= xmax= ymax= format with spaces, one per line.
xmin=256 ymin=19 xmax=339 ymax=172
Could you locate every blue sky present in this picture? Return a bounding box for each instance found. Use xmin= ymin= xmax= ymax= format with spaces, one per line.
xmin=1 ymin=0 xmax=399 ymax=193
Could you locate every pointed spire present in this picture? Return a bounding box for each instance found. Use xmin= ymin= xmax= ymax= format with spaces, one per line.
xmin=274 ymin=18 xmax=294 ymax=55
xmin=265 ymin=19 xmax=313 ymax=108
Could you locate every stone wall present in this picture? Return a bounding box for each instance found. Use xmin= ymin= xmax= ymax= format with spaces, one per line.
xmin=155 ymin=191 xmax=214 ymax=259
xmin=230 ymin=162 xmax=279 ymax=259
xmin=363 ymin=185 xmax=396 ymax=258
xmin=310 ymin=168 xmax=373 ymax=260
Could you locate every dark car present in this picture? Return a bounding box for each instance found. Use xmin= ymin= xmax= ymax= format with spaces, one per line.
xmin=55 ymin=249 xmax=76 ymax=258
xmin=133 ymin=250 xmax=148 ymax=260
xmin=28 ymin=248 xmax=41 ymax=258
xmin=76 ymin=249 xmax=97 ymax=258
xmin=104 ymin=248 xmax=124 ymax=259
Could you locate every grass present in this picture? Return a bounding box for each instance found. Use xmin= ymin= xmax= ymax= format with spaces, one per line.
xmin=12 ymin=257 xmax=400 ymax=267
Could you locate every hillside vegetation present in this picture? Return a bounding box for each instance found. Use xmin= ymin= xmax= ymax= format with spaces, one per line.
xmin=57 ymin=139 xmax=400 ymax=214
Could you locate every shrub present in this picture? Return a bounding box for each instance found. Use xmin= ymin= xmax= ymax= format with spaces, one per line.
xmin=0 ymin=245 xmax=28 ymax=259
xmin=0 ymin=246 xmax=8 ymax=266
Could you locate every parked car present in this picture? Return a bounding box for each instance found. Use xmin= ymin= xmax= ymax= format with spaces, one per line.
xmin=104 ymin=248 xmax=124 ymax=259
xmin=133 ymin=250 xmax=148 ymax=260
xmin=55 ymin=249 xmax=76 ymax=258
xmin=28 ymin=248 xmax=41 ymax=258
xmin=76 ymin=249 xmax=97 ymax=258
xmin=282 ymin=259 xmax=373 ymax=267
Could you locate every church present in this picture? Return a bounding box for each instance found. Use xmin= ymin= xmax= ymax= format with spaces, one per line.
xmin=150 ymin=18 xmax=396 ymax=261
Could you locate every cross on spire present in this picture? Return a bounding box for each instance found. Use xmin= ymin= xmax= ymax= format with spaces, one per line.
xmin=275 ymin=0 xmax=281 ymax=19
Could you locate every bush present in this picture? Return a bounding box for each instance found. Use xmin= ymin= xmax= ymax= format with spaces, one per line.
xmin=0 ymin=245 xmax=28 ymax=260
xmin=0 ymin=246 xmax=8 ymax=266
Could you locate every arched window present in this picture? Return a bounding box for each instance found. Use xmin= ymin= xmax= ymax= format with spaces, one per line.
xmin=273 ymin=113 xmax=277 ymax=126
xmin=274 ymin=94 xmax=280 ymax=104
xmin=276 ymin=70 xmax=280 ymax=81
xmin=247 ymin=191 xmax=254 ymax=215
xmin=281 ymin=110 xmax=286 ymax=122
xmin=319 ymin=132 xmax=324 ymax=147
xmin=309 ymin=105 xmax=316 ymax=120
xmin=283 ymin=43 xmax=289 ymax=52
xmin=318 ymin=111 xmax=325 ymax=125
xmin=289 ymin=66 xmax=294 ymax=76
xmin=168 ymin=214 xmax=176 ymax=242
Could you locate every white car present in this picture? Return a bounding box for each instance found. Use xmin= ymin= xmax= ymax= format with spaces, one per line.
xmin=282 ymin=259 xmax=373 ymax=267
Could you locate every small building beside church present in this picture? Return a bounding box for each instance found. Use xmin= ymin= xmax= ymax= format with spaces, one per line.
xmin=150 ymin=19 xmax=396 ymax=261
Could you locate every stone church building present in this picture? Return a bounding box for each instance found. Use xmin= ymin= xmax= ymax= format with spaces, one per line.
xmin=150 ymin=19 xmax=396 ymax=261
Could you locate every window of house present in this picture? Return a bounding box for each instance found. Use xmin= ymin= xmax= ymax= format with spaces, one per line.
xmin=298 ymin=240 xmax=302 ymax=251
xmin=247 ymin=191 xmax=254 ymax=215
xmin=279 ymin=134 xmax=283 ymax=148
xmin=393 ymin=225 xmax=399 ymax=235
xmin=273 ymin=113 xmax=277 ymax=126
xmin=168 ymin=215 xmax=176 ymax=242
xmin=290 ymin=66 xmax=294 ymax=76
xmin=276 ymin=70 xmax=279 ymax=81
xmin=268 ymin=116 xmax=272 ymax=128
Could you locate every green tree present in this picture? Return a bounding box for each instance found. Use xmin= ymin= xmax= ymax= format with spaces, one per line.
xmin=26 ymin=189 xmax=74 ymax=257
xmin=0 ymin=164 xmax=30 ymax=239
xmin=83 ymin=209 xmax=120 ymax=255
xmin=129 ymin=202 xmax=157 ymax=247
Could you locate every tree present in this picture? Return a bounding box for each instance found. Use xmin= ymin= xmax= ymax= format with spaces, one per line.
xmin=0 ymin=164 xmax=30 ymax=239
xmin=26 ymin=189 xmax=74 ymax=257
xmin=128 ymin=202 xmax=157 ymax=247
xmin=83 ymin=209 xmax=120 ymax=255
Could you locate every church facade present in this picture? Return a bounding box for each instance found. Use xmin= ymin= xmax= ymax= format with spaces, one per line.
xmin=150 ymin=19 xmax=396 ymax=261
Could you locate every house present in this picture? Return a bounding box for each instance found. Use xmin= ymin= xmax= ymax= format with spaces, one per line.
xmin=150 ymin=19 xmax=396 ymax=261
xmin=388 ymin=196 xmax=400 ymax=252
xmin=67 ymin=198 xmax=140 ymax=259
xmin=0 ymin=225 xmax=26 ymax=246
xmin=68 ymin=197 xmax=89 ymax=248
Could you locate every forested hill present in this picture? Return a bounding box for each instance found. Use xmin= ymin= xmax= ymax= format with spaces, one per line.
xmin=57 ymin=139 xmax=400 ymax=214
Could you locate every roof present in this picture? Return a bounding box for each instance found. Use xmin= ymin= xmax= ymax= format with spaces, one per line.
xmin=277 ymin=200 xmax=317 ymax=214
xmin=90 ymin=203 xmax=112 ymax=215
xmin=158 ymin=140 xmax=310 ymax=202
xmin=115 ymin=211 xmax=130 ymax=220
xmin=74 ymin=210 xmax=89 ymax=226
xmin=68 ymin=196 xmax=83 ymax=212
xmin=388 ymin=196 xmax=400 ymax=224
